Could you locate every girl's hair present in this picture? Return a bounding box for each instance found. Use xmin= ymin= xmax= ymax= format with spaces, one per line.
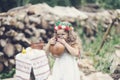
xmin=66 ymin=30 xmax=82 ymax=51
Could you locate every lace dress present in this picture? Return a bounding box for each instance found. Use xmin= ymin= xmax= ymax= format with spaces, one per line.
xmin=49 ymin=52 xmax=80 ymax=80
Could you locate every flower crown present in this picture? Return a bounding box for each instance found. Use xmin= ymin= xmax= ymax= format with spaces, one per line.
xmin=54 ymin=21 xmax=73 ymax=31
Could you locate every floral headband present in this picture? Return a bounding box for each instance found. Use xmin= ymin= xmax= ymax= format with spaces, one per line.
xmin=54 ymin=21 xmax=74 ymax=31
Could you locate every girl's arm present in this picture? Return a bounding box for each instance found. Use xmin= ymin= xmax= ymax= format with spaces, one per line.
xmin=43 ymin=37 xmax=56 ymax=54
xmin=57 ymin=38 xmax=79 ymax=57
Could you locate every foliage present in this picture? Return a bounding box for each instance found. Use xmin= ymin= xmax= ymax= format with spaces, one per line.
xmin=0 ymin=68 xmax=15 ymax=79
xmin=48 ymin=54 xmax=55 ymax=68
xmin=76 ymin=22 xmax=120 ymax=73
xmin=85 ymin=0 xmax=120 ymax=9
xmin=0 ymin=0 xmax=17 ymax=12
xmin=16 ymin=0 xmax=30 ymax=6
xmin=0 ymin=0 xmax=120 ymax=12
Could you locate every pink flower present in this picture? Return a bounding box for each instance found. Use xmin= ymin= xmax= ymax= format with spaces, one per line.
xmin=65 ymin=26 xmax=70 ymax=31
xmin=58 ymin=25 xmax=62 ymax=29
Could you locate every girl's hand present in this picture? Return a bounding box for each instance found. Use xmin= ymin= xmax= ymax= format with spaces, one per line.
xmin=57 ymin=38 xmax=66 ymax=45
xmin=48 ymin=37 xmax=56 ymax=45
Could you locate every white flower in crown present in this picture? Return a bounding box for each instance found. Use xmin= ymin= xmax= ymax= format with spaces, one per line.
xmin=61 ymin=25 xmax=66 ymax=29
xmin=54 ymin=26 xmax=58 ymax=30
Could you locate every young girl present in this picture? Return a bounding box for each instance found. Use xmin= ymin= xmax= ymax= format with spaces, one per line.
xmin=44 ymin=21 xmax=82 ymax=80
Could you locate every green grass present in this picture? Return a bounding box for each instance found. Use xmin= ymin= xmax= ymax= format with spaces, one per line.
xmin=0 ymin=68 xmax=15 ymax=79
xmin=76 ymin=24 xmax=120 ymax=73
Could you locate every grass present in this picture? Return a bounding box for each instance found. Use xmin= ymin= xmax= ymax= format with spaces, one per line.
xmin=77 ymin=23 xmax=120 ymax=73
xmin=0 ymin=68 xmax=15 ymax=79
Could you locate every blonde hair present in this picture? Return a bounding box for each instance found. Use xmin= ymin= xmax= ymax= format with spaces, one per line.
xmin=66 ymin=30 xmax=82 ymax=51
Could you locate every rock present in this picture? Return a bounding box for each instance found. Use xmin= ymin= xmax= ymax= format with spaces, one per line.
xmin=24 ymin=29 xmax=33 ymax=37
xmin=9 ymin=18 xmax=17 ymax=26
xmin=16 ymin=21 xmax=25 ymax=30
xmin=41 ymin=18 xmax=49 ymax=29
xmin=0 ymin=52 xmax=4 ymax=62
xmin=110 ymin=49 xmax=120 ymax=73
xmin=3 ymin=43 xmax=15 ymax=57
xmin=14 ymin=44 xmax=22 ymax=52
xmin=16 ymin=13 xmax=26 ymax=21
xmin=52 ymin=6 xmax=88 ymax=19
xmin=9 ymin=59 xmax=15 ymax=65
xmin=0 ymin=27 xmax=5 ymax=32
xmin=78 ymin=58 xmax=96 ymax=75
xmin=0 ymin=52 xmax=4 ymax=56
xmin=111 ymin=70 xmax=120 ymax=80
xmin=29 ymin=15 xmax=41 ymax=24
xmin=4 ymin=60 xmax=8 ymax=67
xmin=110 ymin=49 xmax=120 ymax=80
xmin=0 ymin=31 xmax=3 ymax=36
xmin=14 ymin=33 xmax=25 ymax=41
xmin=5 ymin=30 xmax=18 ymax=37
xmin=0 ymin=62 xmax=5 ymax=73
xmin=27 ymin=9 xmax=35 ymax=15
xmin=86 ymin=72 xmax=113 ymax=80
xmin=0 ymin=39 xmax=7 ymax=47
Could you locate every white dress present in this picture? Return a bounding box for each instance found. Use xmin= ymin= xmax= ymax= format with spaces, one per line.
xmin=50 ymin=52 xmax=80 ymax=80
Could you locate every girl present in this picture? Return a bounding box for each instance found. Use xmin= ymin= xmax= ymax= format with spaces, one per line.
xmin=44 ymin=21 xmax=82 ymax=80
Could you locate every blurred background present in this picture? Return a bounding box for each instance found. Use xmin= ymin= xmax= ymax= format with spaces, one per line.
xmin=0 ymin=0 xmax=120 ymax=80
xmin=0 ymin=0 xmax=120 ymax=12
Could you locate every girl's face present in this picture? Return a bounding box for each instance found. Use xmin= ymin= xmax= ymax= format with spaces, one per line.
xmin=56 ymin=29 xmax=68 ymax=40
